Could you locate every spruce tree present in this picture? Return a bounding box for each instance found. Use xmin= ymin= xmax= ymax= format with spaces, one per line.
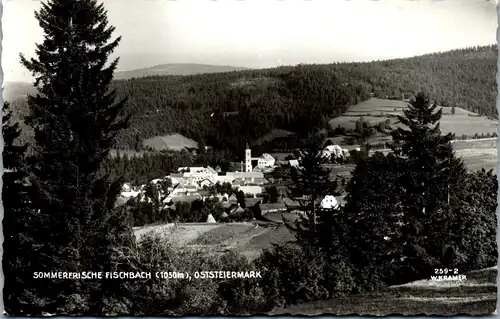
xmin=286 ymin=131 xmax=342 ymax=248
xmin=2 ymin=101 xmax=42 ymax=314
xmin=342 ymin=152 xmax=408 ymax=287
xmin=388 ymin=92 xmax=467 ymax=278
xmin=19 ymin=0 xmax=132 ymax=314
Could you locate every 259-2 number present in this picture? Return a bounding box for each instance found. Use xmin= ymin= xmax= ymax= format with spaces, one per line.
xmin=434 ymin=268 xmax=458 ymax=275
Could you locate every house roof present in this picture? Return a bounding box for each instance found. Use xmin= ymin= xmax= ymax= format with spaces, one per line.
xmin=245 ymin=198 xmax=262 ymax=208
xmin=206 ymin=214 xmax=216 ymax=223
xmin=259 ymin=203 xmax=287 ymax=212
xmin=230 ymin=206 xmax=245 ymax=215
xmin=171 ymin=195 xmax=202 ymax=203
xmin=238 ymin=186 xmax=264 ymax=193
xmin=260 ymin=153 xmax=275 ymax=161
xmin=261 ymin=212 xmax=301 ymax=224
xmin=228 ymin=172 xmax=264 ymax=178
xmin=283 ymin=197 xmax=301 ymax=207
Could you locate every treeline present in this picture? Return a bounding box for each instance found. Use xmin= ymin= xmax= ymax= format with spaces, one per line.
xmin=101 ymin=148 xmax=234 ymax=186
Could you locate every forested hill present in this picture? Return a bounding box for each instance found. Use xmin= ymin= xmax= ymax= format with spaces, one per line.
xmin=7 ymin=45 xmax=497 ymax=152
xmin=110 ymin=45 xmax=496 ymax=150
xmin=112 ymin=65 xmax=370 ymax=151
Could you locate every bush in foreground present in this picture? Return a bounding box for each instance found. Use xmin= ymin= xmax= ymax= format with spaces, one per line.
xmin=107 ymin=232 xmax=266 ymax=315
xmin=255 ymin=244 xmax=356 ymax=309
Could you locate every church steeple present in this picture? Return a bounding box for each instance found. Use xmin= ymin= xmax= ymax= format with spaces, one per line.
xmin=245 ymin=143 xmax=252 ymax=172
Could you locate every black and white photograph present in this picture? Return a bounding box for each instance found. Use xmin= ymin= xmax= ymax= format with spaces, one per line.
xmin=2 ymin=0 xmax=498 ymax=316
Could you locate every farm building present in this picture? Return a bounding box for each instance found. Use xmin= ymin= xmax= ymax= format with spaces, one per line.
xmin=256 ymin=203 xmax=288 ymax=221
xmin=257 ymin=153 xmax=276 ymax=168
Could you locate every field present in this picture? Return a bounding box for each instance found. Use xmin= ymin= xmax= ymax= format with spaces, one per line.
xmin=269 ymin=267 xmax=497 ymax=316
xmin=329 ymin=98 xmax=498 ymax=137
xmin=133 ymin=222 xmax=295 ymax=261
xmin=324 ymin=138 xmax=498 ymax=177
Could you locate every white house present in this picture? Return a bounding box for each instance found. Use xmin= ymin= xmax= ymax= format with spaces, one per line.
xmin=235 ymin=185 xmax=264 ymax=197
xmin=122 ymin=183 xmax=132 ymax=192
xmin=245 ymin=144 xmax=276 ymax=172
xmin=322 ymin=145 xmax=344 ymax=159
xmin=257 ymin=153 xmax=276 ymax=168
xmin=289 ymin=159 xmax=299 ymax=167
xmin=182 ymin=166 xmax=218 ymax=187
xmin=162 ymin=183 xmax=199 ymax=203
xmin=198 ymin=178 xmax=214 ymax=188
xmin=227 ymin=171 xmax=266 ymax=185
xmin=320 ymin=195 xmax=339 ymax=209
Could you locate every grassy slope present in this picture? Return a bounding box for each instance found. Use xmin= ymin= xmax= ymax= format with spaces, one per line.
xmin=326 ymin=98 xmax=498 ymax=173
xmin=269 ymin=267 xmax=497 ymax=316
xmin=330 ymin=98 xmax=498 ymax=138
xmin=133 ymin=222 xmax=295 ymax=260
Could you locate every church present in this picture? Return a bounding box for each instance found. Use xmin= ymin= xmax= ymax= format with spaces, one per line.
xmin=243 ymin=143 xmax=276 ymax=172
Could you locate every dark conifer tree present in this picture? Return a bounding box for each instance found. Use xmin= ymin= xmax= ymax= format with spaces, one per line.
xmin=286 ymin=131 xmax=341 ymax=247
xmin=2 ymin=101 xmax=42 ymax=315
xmin=342 ymin=152 xmax=408 ymax=287
xmin=388 ymin=92 xmax=467 ymax=278
xmin=19 ymin=0 xmax=133 ymax=314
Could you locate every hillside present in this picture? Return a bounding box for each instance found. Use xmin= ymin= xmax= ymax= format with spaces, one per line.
xmin=6 ymin=45 xmax=497 ymax=157
xmin=270 ymin=267 xmax=497 ymax=316
xmin=98 ymin=45 xmax=500 ymax=152
xmin=113 ymin=63 xmax=250 ymax=80
xmin=329 ymin=98 xmax=498 ymax=144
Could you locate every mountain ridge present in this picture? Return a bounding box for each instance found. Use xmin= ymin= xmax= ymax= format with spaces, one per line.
xmin=113 ymin=63 xmax=251 ymax=80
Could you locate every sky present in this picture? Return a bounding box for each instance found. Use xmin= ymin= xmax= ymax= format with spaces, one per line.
xmin=2 ymin=0 xmax=497 ymax=83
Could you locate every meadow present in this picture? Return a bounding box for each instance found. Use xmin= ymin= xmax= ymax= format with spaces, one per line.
xmin=133 ymin=222 xmax=295 ymax=261
xmin=329 ymin=98 xmax=498 ymax=137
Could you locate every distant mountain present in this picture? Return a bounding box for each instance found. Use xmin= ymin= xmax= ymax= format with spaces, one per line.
xmin=2 ymin=64 xmax=250 ymax=101
xmin=113 ymin=63 xmax=250 ymax=80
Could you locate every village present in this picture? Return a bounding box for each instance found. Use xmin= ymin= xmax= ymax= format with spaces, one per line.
xmin=118 ymin=142 xmax=352 ymax=225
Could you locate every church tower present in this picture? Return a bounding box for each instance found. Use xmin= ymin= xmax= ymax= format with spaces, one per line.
xmin=245 ymin=142 xmax=252 ymax=172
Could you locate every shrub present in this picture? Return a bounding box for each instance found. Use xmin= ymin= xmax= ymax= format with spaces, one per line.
xmin=109 ymin=232 xmax=266 ymax=315
xmin=255 ymin=244 xmax=356 ymax=309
